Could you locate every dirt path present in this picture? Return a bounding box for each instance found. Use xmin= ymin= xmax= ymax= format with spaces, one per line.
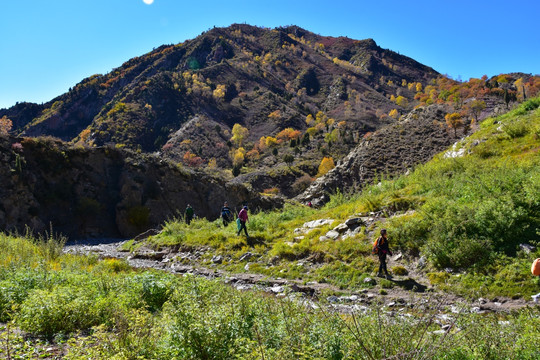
xmin=64 ymin=239 xmax=533 ymax=314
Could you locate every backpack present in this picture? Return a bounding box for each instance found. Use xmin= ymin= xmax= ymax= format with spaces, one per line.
xmin=532 ymin=258 xmax=540 ymax=276
xmin=372 ymin=237 xmax=383 ymax=255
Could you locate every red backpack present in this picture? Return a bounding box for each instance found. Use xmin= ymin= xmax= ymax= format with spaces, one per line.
xmin=372 ymin=237 xmax=384 ymax=255
xmin=532 ymin=258 xmax=540 ymax=276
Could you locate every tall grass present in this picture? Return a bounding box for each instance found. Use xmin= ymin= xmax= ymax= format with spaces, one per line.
xmin=1 ymin=233 xmax=540 ymax=358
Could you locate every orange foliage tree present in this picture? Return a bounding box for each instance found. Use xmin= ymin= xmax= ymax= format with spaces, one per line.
xmin=276 ymin=128 xmax=301 ymax=143
xmin=183 ymin=151 xmax=204 ymax=167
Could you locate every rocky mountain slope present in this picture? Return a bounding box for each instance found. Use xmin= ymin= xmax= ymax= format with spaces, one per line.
xmin=0 ymin=135 xmax=272 ymax=239
xmin=1 ymin=25 xmax=438 ymax=177
xmin=297 ymin=104 xmax=459 ymax=205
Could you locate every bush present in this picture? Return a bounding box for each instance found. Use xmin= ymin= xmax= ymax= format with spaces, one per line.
xmin=16 ymin=286 xmax=100 ymax=338
xmin=502 ymin=122 xmax=529 ymax=138
xmin=391 ymin=265 xmax=408 ymax=276
xmin=138 ymin=272 xmax=175 ymax=312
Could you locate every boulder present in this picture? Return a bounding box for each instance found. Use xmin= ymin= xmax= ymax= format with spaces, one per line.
xmin=345 ymin=217 xmax=365 ymax=228
xmin=325 ymin=230 xmax=341 ymax=240
xmin=333 ymin=223 xmax=349 ymax=234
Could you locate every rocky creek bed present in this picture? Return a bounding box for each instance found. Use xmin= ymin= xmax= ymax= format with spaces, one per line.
xmin=64 ymin=239 xmax=533 ymax=317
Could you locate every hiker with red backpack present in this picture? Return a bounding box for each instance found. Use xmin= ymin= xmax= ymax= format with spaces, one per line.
xmin=237 ymin=205 xmax=249 ymax=238
xmin=373 ymin=229 xmax=392 ymax=278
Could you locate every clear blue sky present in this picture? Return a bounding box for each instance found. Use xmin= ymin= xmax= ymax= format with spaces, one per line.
xmin=1 ymin=0 xmax=539 ymax=109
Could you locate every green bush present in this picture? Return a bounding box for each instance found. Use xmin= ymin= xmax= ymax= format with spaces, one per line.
xmin=16 ymin=286 xmax=100 ymax=338
xmin=137 ymin=272 xmax=175 ymax=312
xmin=391 ymin=265 xmax=408 ymax=276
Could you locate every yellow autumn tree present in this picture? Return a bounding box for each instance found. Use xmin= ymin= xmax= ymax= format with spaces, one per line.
xmin=315 ymin=111 xmax=327 ymax=124
xmin=231 ymin=123 xmax=249 ymax=147
xmin=233 ymin=147 xmax=246 ymax=167
xmin=207 ymin=158 xmax=218 ymax=169
xmin=305 ymin=114 xmax=315 ymax=126
xmin=265 ymin=136 xmax=278 ymax=148
xmin=317 ymin=157 xmax=335 ymax=177
xmin=389 ymin=109 xmax=399 ymax=119
xmin=268 ymin=110 xmax=281 ymax=120
xmin=445 ymin=112 xmax=463 ymax=137
xmin=0 ymin=116 xmax=13 ymax=135
xmin=395 ymin=96 xmax=408 ymax=107
xmin=213 ymin=84 xmax=226 ymax=100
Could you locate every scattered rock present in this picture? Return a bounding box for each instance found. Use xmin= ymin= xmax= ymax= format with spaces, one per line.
xmin=345 ymin=217 xmax=364 ymax=229
xmin=325 ymin=230 xmax=340 ymax=240
xmin=211 ymin=255 xmax=223 ymax=264
xmin=239 ymin=252 xmax=254 ymax=261
xmin=270 ymin=286 xmax=285 ymax=294
xmin=392 ymin=253 xmax=403 ymax=261
xmin=519 ymin=243 xmax=535 ymax=253
xmin=244 ymin=263 xmax=250 ymax=271
xmin=303 ymin=219 xmax=335 ymax=229
xmin=417 ymin=256 xmax=426 ymax=269
xmin=327 ymin=295 xmax=340 ymax=303
xmin=363 ymin=277 xmax=376 ymax=285
xmin=333 ymin=223 xmax=349 ymax=234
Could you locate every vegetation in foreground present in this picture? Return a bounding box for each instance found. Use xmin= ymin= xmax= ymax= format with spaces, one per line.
xmin=139 ymin=97 xmax=540 ymax=299
xmin=1 ymin=233 xmax=539 ymax=359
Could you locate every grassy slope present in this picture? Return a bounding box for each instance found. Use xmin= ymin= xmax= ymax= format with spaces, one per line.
xmin=142 ymin=97 xmax=540 ymax=298
xmin=1 ymin=234 xmax=540 ymax=359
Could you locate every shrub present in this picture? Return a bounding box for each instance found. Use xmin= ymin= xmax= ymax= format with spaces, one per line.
xmin=502 ymin=122 xmax=529 ymax=138
xmin=16 ymin=286 xmax=100 ymax=338
xmin=391 ymin=265 xmax=408 ymax=276
xmin=138 ymin=272 xmax=175 ymax=312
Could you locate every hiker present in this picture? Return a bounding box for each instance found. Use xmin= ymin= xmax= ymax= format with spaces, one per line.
xmin=185 ymin=204 xmax=194 ymax=225
xmin=532 ymin=258 xmax=540 ymax=302
xmin=221 ymin=201 xmax=232 ymax=226
xmin=237 ymin=205 xmax=249 ymax=237
xmin=375 ymin=229 xmax=392 ymax=278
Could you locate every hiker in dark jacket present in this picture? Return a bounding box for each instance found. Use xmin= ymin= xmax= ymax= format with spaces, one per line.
xmin=221 ymin=202 xmax=232 ymax=226
xmin=237 ymin=206 xmax=249 ymax=237
xmin=376 ymin=229 xmax=392 ymax=278
xmin=185 ymin=204 xmax=194 ymax=225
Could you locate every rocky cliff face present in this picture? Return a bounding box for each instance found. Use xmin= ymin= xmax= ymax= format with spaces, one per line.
xmin=0 ymin=136 xmax=272 ymax=239
xmin=296 ymin=105 xmax=459 ymax=205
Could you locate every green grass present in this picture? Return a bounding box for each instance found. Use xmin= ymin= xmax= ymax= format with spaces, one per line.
xmin=137 ymin=97 xmax=540 ymax=299
xmin=1 ymin=233 xmax=540 ymax=359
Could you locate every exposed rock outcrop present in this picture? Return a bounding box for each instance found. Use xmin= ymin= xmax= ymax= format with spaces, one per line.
xmin=297 ymin=105 xmax=456 ymax=205
xmin=0 ymin=136 xmax=273 ymax=239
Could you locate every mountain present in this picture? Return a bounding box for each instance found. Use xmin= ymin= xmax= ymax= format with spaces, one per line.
xmin=1 ymin=25 xmax=538 ymax=202
xmin=0 ymin=25 xmax=440 ymax=185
